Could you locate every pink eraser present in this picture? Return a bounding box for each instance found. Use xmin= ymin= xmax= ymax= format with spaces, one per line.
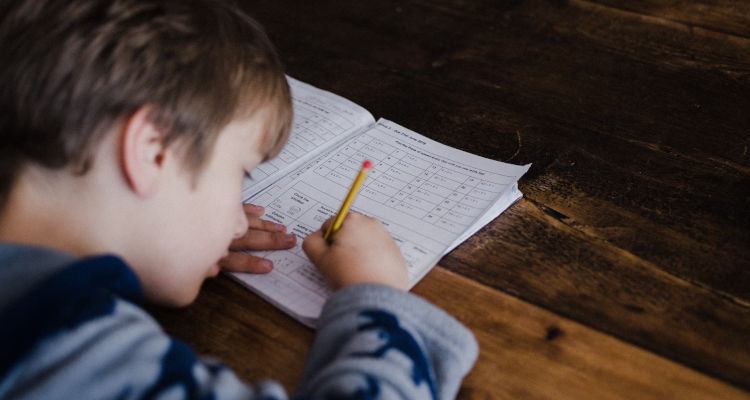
xmin=362 ymin=160 xmax=373 ymax=169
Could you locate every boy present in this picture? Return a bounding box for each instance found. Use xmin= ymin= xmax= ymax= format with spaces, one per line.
xmin=0 ymin=0 xmax=478 ymax=399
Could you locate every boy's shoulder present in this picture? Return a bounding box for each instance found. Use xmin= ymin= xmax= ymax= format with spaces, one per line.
xmin=0 ymin=244 xmax=144 ymax=379
xmin=0 ymin=243 xmax=142 ymax=313
xmin=0 ymin=244 xmax=236 ymax=399
xmin=0 ymin=244 xmax=77 ymax=311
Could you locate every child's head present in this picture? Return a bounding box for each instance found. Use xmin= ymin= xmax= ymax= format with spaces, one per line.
xmin=0 ymin=0 xmax=292 ymax=305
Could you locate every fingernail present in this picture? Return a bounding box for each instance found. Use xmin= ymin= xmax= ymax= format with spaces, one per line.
xmin=276 ymin=224 xmax=287 ymax=233
xmin=250 ymin=204 xmax=264 ymax=213
xmin=260 ymin=259 xmax=273 ymax=271
xmin=284 ymin=233 xmax=296 ymax=245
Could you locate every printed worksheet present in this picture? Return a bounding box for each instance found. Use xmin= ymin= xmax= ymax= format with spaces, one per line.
xmin=241 ymin=77 xmax=374 ymax=200
xmin=231 ymin=119 xmax=530 ymax=326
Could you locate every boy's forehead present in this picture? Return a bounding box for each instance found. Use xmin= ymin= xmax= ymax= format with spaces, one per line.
xmin=222 ymin=109 xmax=272 ymax=164
xmin=250 ymin=105 xmax=287 ymax=161
xmin=226 ymin=94 xmax=291 ymax=166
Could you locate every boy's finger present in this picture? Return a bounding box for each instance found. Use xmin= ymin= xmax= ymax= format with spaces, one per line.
xmin=320 ymin=216 xmax=334 ymax=231
xmin=219 ymin=252 xmax=273 ymax=274
xmin=242 ymin=203 xmax=265 ymax=217
xmin=246 ymin=216 xmax=286 ymax=233
xmin=229 ymin=230 xmax=296 ymax=251
xmin=321 ymin=213 xmax=361 ymax=238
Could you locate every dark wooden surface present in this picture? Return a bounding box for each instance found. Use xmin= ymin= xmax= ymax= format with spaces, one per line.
xmin=150 ymin=1 xmax=750 ymax=398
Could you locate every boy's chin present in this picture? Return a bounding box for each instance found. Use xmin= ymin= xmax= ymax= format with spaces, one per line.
xmin=147 ymin=285 xmax=202 ymax=308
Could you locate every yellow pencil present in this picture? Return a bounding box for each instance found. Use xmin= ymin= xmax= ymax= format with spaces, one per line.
xmin=324 ymin=160 xmax=373 ymax=241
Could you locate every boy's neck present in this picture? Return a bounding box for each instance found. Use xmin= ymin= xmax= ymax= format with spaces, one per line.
xmin=0 ymin=161 xmax=130 ymax=258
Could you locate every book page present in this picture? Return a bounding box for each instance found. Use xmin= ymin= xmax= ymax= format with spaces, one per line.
xmin=231 ymin=119 xmax=530 ymax=326
xmin=241 ymin=76 xmax=375 ymax=201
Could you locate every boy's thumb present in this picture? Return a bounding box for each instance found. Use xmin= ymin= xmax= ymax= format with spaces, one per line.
xmin=302 ymin=228 xmax=326 ymax=264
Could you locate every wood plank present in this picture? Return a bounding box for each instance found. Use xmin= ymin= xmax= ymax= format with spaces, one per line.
xmin=150 ymin=270 xmax=749 ymax=399
xmin=415 ymin=267 xmax=749 ymax=399
xmin=442 ymin=199 xmax=750 ymax=389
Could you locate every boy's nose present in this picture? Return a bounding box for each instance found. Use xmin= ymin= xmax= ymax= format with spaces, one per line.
xmin=233 ymin=205 xmax=248 ymax=239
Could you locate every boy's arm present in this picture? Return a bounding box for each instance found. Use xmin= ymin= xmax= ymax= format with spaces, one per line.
xmin=298 ymin=284 xmax=478 ymax=400
xmin=297 ymin=214 xmax=479 ymax=399
xmin=3 ymin=291 xmax=473 ymax=400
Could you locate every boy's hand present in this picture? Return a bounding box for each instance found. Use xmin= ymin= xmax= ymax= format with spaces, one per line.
xmin=219 ymin=204 xmax=296 ymax=273
xmin=303 ymin=213 xmax=408 ymax=290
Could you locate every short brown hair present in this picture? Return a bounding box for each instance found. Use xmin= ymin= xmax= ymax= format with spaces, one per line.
xmin=0 ymin=0 xmax=291 ymax=207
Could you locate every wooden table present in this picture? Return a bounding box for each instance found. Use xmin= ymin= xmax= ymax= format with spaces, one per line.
xmin=149 ymin=1 xmax=750 ymax=398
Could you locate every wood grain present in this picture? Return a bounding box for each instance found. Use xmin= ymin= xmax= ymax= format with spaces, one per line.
xmin=580 ymin=0 xmax=750 ymax=38
xmin=443 ymin=199 xmax=750 ymax=388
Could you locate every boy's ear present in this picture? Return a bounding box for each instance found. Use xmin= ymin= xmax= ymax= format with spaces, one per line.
xmin=121 ymin=107 xmax=167 ymax=197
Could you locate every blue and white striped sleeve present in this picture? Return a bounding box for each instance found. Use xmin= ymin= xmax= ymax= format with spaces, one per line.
xmin=297 ymin=284 xmax=478 ymax=400
xmin=0 ymin=256 xmax=477 ymax=400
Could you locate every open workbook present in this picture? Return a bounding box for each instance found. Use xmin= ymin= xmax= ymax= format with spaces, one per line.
xmin=231 ymin=77 xmax=530 ymax=327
